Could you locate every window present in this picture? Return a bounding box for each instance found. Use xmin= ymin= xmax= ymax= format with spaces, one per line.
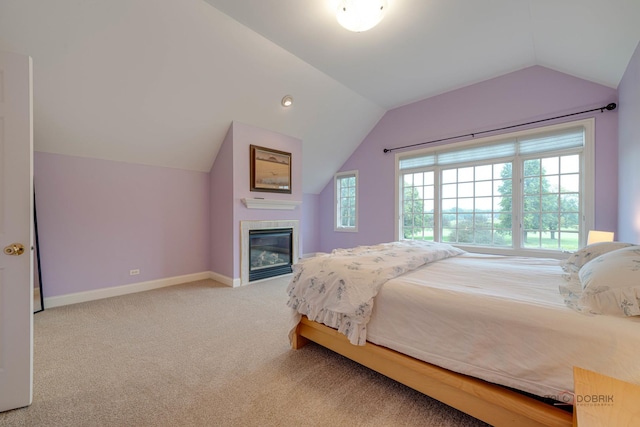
xmin=402 ymin=171 xmax=435 ymax=240
xmin=397 ymin=120 xmax=594 ymax=255
xmin=440 ymin=162 xmax=512 ymax=247
xmin=335 ymin=170 xmax=358 ymax=232
xmin=521 ymin=155 xmax=581 ymax=250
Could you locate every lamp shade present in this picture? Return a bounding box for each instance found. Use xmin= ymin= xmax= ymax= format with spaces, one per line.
xmin=336 ymin=0 xmax=388 ymax=32
xmin=587 ymin=230 xmax=615 ymax=245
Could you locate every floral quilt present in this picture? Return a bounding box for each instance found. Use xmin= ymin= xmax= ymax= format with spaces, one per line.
xmin=287 ymin=240 xmax=465 ymax=345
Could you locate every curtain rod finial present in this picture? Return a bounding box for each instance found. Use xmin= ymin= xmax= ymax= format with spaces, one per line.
xmin=606 ymin=103 xmax=617 ymax=111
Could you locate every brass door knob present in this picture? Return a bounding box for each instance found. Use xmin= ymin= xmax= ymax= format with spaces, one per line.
xmin=3 ymin=243 xmax=25 ymax=256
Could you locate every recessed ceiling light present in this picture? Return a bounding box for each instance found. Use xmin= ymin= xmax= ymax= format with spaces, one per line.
xmin=281 ymin=95 xmax=293 ymax=107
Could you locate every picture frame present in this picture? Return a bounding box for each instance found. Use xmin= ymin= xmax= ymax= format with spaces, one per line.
xmin=250 ymin=145 xmax=292 ymax=194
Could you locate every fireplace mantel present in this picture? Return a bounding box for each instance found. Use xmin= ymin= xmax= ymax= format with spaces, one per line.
xmin=241 ymin=198 xmax=302 ymax=210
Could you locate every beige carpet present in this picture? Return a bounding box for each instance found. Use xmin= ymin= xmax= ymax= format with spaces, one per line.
xmin=0 ymin=277 xmax=489 ymax=427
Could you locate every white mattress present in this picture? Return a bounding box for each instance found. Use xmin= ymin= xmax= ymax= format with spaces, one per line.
xmin=366 ymin=253 xmax=640 ymax=399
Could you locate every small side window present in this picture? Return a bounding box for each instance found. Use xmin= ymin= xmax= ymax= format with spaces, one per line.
xmin=335 ymin=171 xmax=358 ymax=232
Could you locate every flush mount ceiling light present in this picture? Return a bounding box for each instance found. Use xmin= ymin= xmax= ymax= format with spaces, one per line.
xmin=336 ymin=0 xmax=388 ymax=32
xmin=281 ymin=95 xmax=293 ymax=107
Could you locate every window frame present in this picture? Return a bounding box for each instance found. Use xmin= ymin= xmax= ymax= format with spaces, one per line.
xmin=394 ymin=119 xmax=595 ymax=257
xmin=334 ymin=170 xmax=359 ymax=232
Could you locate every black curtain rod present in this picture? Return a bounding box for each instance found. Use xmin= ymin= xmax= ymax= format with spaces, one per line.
xmin=382 ymin=102 xmax=617 ymax=154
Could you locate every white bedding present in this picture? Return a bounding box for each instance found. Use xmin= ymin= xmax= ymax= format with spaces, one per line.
xmin=286 ymin=241 xmax=463 ymax=345
xmin=365 ymin=253 xmax=640 ymax=400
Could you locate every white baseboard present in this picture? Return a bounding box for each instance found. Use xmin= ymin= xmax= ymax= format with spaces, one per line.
xmin=44 ymin=271 xmax=217 ymax=308
xmin=209 ymin=271 xmax=241 ymax=288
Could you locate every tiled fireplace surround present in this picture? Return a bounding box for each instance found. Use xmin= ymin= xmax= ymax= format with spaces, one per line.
xmin=240 ymin=220 xmax=300 ymax=285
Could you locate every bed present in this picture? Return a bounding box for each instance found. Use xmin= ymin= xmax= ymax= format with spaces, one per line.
xmin=287 ymin=240 xmax=640 ymax=427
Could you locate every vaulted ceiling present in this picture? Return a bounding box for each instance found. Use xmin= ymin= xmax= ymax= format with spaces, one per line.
xmin=1 ymin=0 xmax=639 ymax=193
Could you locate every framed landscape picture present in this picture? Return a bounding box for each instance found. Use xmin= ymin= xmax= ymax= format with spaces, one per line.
xmin=250 ymin=145 xmax=291 ymax=194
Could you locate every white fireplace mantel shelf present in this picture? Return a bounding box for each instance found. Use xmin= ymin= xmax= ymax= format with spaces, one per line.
xmin=241 ymin=198 xmax=302 ymax=210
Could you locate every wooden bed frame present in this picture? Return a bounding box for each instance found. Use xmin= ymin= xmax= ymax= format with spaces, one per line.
xmin=292 ymin=316 xmax=573 ymax=427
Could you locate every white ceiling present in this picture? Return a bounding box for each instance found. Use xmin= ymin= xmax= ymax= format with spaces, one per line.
xmin=1 ymin=0 xmax=639 ymax=194
xmin=206 ymin=0 xmax=640 ymax=108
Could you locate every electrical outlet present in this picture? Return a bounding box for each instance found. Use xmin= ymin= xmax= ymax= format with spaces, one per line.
xmin=129 ymin=269 xmax=140 ymax=276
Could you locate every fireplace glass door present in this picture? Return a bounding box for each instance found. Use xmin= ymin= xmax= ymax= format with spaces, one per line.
xmin=248 ymin=228 xmax=293 ymax=281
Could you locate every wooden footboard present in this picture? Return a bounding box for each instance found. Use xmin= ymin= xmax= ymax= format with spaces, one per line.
xmin=293 ymin=317 xmax=572 ymax=427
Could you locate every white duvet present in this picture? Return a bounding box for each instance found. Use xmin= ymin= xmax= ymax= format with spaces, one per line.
xmin=286 ymin=240 xmax=464 ymax=345
xmin=366 ymin=253 xmax=640 ymax=399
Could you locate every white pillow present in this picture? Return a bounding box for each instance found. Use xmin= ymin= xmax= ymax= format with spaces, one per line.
xmin=578 ymin=246 xmax=640 ymax=316
xmin=561 ymin=241 xmax=635 ymax=273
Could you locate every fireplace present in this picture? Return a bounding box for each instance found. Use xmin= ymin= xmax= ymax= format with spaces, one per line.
xmin=248 ymin=228 xmax=293 ymax=281
xmin=240 ymin=220 xmax=299 ymax=285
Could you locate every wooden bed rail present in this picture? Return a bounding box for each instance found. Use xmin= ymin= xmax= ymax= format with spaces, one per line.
xmin=293 ymin=317 xmax=573 ymax=427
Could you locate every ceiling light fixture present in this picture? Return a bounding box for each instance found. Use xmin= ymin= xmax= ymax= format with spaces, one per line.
xmin=281 ymin=95 xmax=293 ymax=107
xmin=336 ymin=0 xmax=388 ymax=32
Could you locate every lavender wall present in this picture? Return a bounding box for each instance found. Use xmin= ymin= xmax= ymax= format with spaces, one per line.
xmin=34 ymin=152 xmax=211 ymax=297
xmin=618 ymin=41 xmax=640 ymax=243
xmin=208 ymin=122 xmax=303 ymax=281
xmin=318 ymin=66 xmax=619 ymax=252
xmin=209 ymin=126 xmax=235 ymax=278
xmin=32 ymin=62 xmax=630 ymax=298
xmin=301 ymin=193 xmax=320 ymax=255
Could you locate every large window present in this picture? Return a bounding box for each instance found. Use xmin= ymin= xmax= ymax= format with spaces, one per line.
xmin=397 ymin=120 xmax=594 ymax=255
xmin=335 ymin=170 xmax=358 ymax=232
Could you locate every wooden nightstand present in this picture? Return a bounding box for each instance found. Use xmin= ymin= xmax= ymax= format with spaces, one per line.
xmin=573 ymin=367 xmax=640 ymax=426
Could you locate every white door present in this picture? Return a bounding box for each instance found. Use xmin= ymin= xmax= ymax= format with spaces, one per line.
xmin=0 ymin=51 xmax=34 ymax=412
